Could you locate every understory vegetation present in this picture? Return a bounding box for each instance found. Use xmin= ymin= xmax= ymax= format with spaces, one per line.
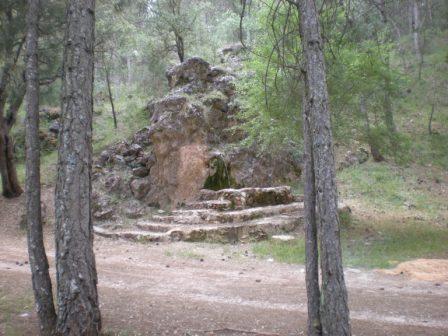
xmin=4 ymin=0 xmax=447 ymax=269
xmin=255 ymin=160 xmax=448 ymax=268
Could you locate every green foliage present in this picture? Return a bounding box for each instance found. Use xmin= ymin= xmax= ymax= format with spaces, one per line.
xmin=338 ymin=161 xmax=447 ymax=215
xmin=253 ymin=219 xmax=448 ymax=269
xmin=92 ymin=88 xmax=148 ymax=155
xmin=235 ymin=1 xmax=302 ymax=152
xmin=203 ymin=156 xmax=234 ymax=191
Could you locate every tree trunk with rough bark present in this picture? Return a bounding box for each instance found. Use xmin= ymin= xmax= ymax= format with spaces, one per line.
xmin=0 ymin=71 xmax=23 ymax=198
xmin=302 ymin=89 xmax=322 ymax=336
xmin=297 ymin=0 xmax=351 ymax=335
xmin=102 ymin=54 xmax=117 ymax=129
xmin=55 ymin=0 xmax=101 ymax=334
xmin=411 ymin=0 xmax=424 ymax=79
xmin=0 ymin=15 xmax=25 ymax=199
xmin=25 ymin=0 xmax=57 ymax=334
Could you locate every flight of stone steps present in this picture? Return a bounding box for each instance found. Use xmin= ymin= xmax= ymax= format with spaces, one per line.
xmin=94 ymin=186 xmax=305 ymax=244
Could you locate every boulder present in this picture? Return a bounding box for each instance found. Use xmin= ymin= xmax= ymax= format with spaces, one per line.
xmin=94 ymin=55 xmax=301 ymax=209
xmin=132 ymin=167 xmax=149 ymax=178
xmin=166 ymin=57 xmax=211 ymax=89
xmin=104 ymin=174 xmax=123 ymax=192
xmin=130 ymin=178 xmax=151 ymax=200
xmin=123 ymin=201 xmax=145 ymax=219
xmin=93 ymin=208 xmax=115 ymax=221
xmin=142 ymin=56 xmax=301 ymax=208
xmin=339 ymin=147 xmax=369 ymax=170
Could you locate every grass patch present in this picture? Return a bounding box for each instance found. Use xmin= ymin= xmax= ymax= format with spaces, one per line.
xmin=15 ymin=89 xmax=148 ymax=187
xmin=163 ymin=248 xmax=205 ymax=260
xmin=253 ymin=218 xmax=448 ymax=269
xmin=0 ymin=289 xmax=35 ymax=336
xmin=337 ymin=161 xmax=447 ymax=217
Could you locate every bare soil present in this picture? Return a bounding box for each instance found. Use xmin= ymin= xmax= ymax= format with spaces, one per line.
xmin=1 ymin=190 xmax=447 ymax=336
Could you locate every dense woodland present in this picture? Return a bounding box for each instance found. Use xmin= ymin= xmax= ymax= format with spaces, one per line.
xmin=0 ymin=0 xmax=447 ymax=335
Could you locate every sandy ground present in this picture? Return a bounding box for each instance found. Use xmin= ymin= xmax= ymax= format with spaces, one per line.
xmin=1 ymin=192 xmax=448 ymax=336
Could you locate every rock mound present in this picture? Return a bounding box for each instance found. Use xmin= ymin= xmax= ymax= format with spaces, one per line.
xmin=94 ymin=53 xmax=301 ymax=212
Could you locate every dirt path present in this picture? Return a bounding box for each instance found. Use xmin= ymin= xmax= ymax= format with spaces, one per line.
xmin=1 ymin=235 xmax=447 ymax=336
xmin=1 ymin=193 xmax=448 ymax=336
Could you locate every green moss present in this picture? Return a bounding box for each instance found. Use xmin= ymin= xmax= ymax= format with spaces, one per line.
xmin=203 ymin=156 xmax=235 ymax=190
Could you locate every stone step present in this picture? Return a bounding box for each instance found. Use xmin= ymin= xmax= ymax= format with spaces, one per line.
xmin=198 ymin=186 xmax=297 ymax=208
xmin=94 ymin=226 xmax=170 ymax=242
xmin=94 ymin=213 xmax=303 ymax=244
xmin=183 ymin=200 xmax=232 ymax=211
xmin=152 ymin=202 xmax=303 ymax=224
xmin=135 ymin=222 xmax=180 ymax=232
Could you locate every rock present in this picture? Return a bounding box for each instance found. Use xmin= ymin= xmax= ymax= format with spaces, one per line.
xmin=133 ymin=127 xmax=152 ymax=146
xmin=272 ymin=234 xmax=295 ymax=242
xmin=98 ymin=150 xmax=112 ymax=166
xmin=199 ymin=186 xmax=296 ymax=209
xmin=212 ymin=75 xmax=236 ymax=97
xmin=112 ymin=155 xmax=126 ymax=165
xmin=124 ymin=143 xmax=142 ymax=157
xmin=227 ymin=148 xmax=302 ymax=188
xmin=132 ymin=167 xmax=149 ymax=178
xmin=94 ymin=55 xmax=301 ymax=209
xmin=166 ymin=57 xmax=211 ymax=89
xmin=340 ymin=147 xmax=369 ymax=169
xmin=104 ymin=174 xmax=122 ymax=192
xmin=130 ymin=179 xmax=151 ymax=200
xmin=93 ymin=208 xmax=114 ymax=221
xmin=49 ymin=120 xmax=61 ymax=134
xmin=147 ymin=95 xmax=188 ymax=123
xmin=123 ymin=202 xmax=145 ymax=219
xmin=92 ymin=193 xmax=113 ymax=213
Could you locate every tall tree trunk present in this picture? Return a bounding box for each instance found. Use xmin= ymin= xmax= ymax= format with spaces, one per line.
xmin=411 ymin=0 xmax=424 ymax=79
xmin=297 ymin=1 xmax=351 ymax=335
xmin=25 ymin=0 xmax=57 ymax=334
xmin=0 ymin=69 xmax=23 ymax=198
xmin=127 ymin=55 xmax=132 ymax=86
xmin=0 ymin=123 xmax=23 ymax=197
xmin=302 ymin=89 xmax=322 ymax=336
xmin=370 ymin=0 xmax=398 ymax=137
xmin=103 ymin=55 xmax=117 ymax=129
xmin=55 ymin=0 xmax=101 ymax=334
xmin=360 ymin=95 xmax=384 ymax=162
xmin=174 ymin=32 xmax=185 ymax=63
xmin=383 ymin=69 xmax=398 ymax=141
xmin=426 ymin=0 xmax=433 ymax=24
xmin=428 ymin=102 xmax=435 ymax=135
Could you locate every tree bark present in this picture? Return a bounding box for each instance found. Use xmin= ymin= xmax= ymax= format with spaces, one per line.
xmin=103 ymin=56 xmax=117 ymax=129
xmin=0 ymin=66 xmax=24 ymax=198
xmin=55 ymin=0 xmax=101 ymax=334
xmin=25 ymin=0 xmax=58 ymax=334
xmin=297 ymin=0 xmax=351 ymax=335
xmin=360 ymin=95 xmax=384 ymax=162
xmin=302 ymin=88 xmax=322 ymax=336
xmin=428 ymin=102 xmax=435 ymax=135
xmin=411 ymin=0 xmax=424 ymax=79
xmin=0 ymin=9 xmax=26 ymax=198
xmin=174 ymin=31 xmax=185 ymax=63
